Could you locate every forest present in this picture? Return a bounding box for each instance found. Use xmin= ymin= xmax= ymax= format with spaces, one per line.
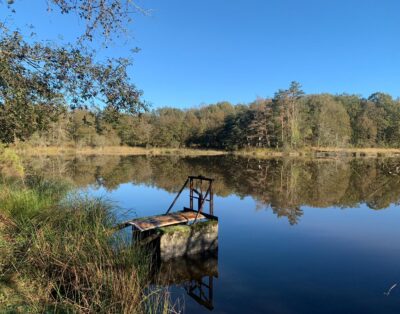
xmin=0 ymin=21 xmax=398 ymax=151
xmin=2 ymin=81 xmax=400 ymax=150
xmin=0 ymin=4 xmax=399 ymax=151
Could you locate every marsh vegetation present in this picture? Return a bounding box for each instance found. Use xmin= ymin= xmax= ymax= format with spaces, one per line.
xmin=0 ymin=151 xmax=174 ymax=313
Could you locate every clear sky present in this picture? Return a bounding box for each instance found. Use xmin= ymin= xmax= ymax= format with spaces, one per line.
xmin=2 ymin=0 xmax=400 ymax=108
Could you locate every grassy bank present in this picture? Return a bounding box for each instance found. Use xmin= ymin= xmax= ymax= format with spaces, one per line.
xmin=0 ymin=173 xmax=174 ymax=313
xmin=14 ymin=145 xmax=226 ymax=157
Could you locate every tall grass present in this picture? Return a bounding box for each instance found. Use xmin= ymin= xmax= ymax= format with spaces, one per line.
xmin=0 ymin=176 xmax=175 ymax=313
xmin=0 ymin=145 xmax=24 ymax=177
xmin=13 ymin=144 xmax=226 ymax=157
xmin=0 ymin=176 xmax=70 ymax=221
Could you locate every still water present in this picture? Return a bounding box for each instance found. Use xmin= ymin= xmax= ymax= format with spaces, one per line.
xmin=26 ymin=155 xmax=400 ymax=313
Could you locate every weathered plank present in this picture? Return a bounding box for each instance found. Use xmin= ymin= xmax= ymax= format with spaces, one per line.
xmin=128 ymin=211 xmax=206 ymax=231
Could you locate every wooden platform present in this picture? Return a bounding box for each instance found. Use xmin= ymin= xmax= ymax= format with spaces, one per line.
xmin=128 ymin=211 xmax=206 ymax=232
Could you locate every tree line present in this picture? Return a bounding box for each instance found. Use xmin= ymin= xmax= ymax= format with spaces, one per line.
xmin=3 ymin=81 xmax=400 ymax=150
xmin=2 ymin=3 xmax=399 ymax=151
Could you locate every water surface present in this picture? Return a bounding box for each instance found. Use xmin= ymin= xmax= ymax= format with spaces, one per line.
xmin=25 ymin=155 xmax=400 ymax=313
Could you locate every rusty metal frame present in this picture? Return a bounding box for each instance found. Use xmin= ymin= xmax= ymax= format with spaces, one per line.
xmin=165 ymin=178 xmax=189 ymax=214
xmin=165 ymin=175 xmax=215 ymax=223
xmin=188 ymin=175 xmax=214 ymax=214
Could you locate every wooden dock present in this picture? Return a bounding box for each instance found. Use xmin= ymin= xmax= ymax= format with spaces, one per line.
xmin=118 ymin=176 xmax=218 ymax=233
xmin=127 ymin=210 xmax=206 ymax=232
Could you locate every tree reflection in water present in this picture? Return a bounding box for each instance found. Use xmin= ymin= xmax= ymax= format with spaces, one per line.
xmin=24 ymin=155 xmax=400 ymax=225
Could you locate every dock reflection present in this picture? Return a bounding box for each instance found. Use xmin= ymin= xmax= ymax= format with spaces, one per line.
xmin=154 ymin=250 xmax=218 ymax=311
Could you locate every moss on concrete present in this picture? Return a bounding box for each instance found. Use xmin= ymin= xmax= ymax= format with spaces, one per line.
xmin=159 ymin=219 xmax=217 ymax=235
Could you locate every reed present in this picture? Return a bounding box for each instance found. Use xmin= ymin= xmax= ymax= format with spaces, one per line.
xmin=0 ymin=176 xmax=175 ymax=313
xmin=14 ymin=144 xmax=226 ymax=157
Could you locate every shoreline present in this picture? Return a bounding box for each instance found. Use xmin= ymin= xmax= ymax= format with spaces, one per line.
xmin=13 ymin=146 xmax=226 ymax=156
xmin=234 ymin=147 xmax=400 ymax=158
xmin=12 ymin=145 xmax=400 ymax=158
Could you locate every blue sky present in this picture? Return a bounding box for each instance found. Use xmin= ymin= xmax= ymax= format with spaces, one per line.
xmin=2 ymin=0 xmax=400 ymax=108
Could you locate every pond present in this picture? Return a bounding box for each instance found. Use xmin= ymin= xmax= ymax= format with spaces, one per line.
xmin=25 ymin=155 xmax=400 ymax=313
